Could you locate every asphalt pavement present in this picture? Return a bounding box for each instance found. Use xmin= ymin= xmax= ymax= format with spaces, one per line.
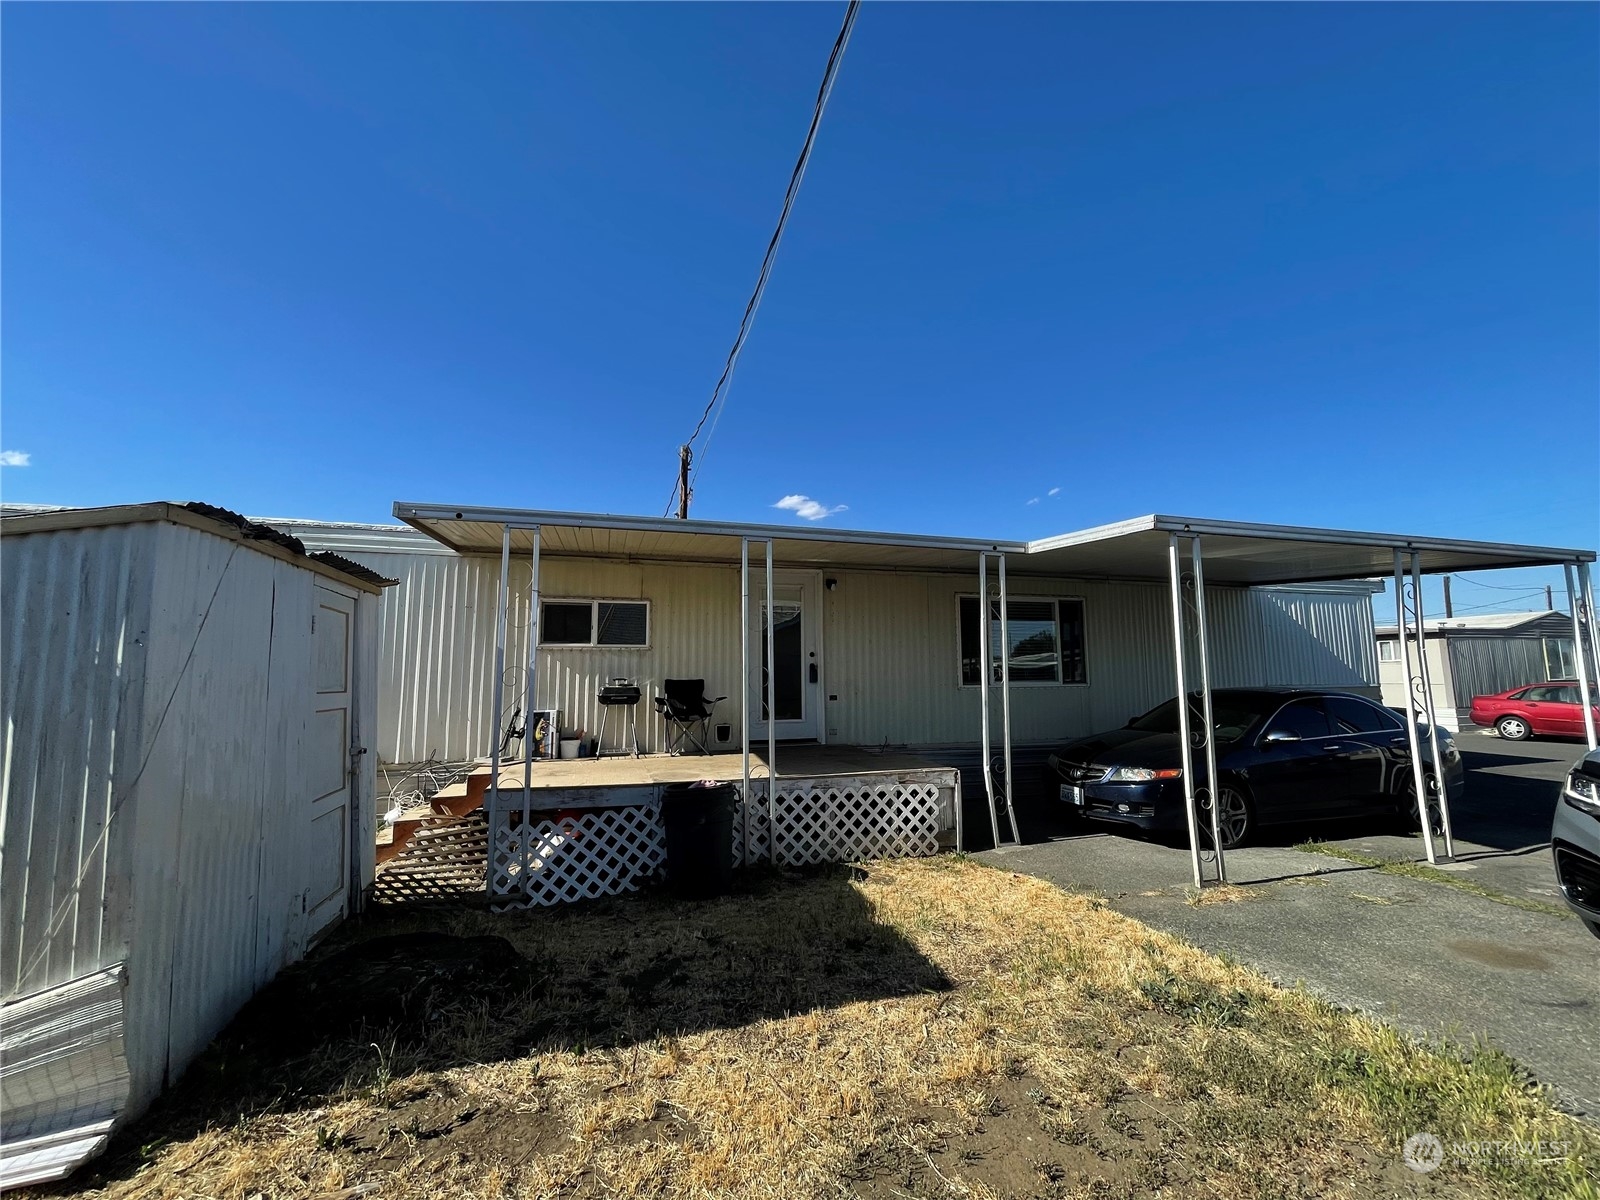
xmin=977 ymin=730 xmax=1600 ymax=1116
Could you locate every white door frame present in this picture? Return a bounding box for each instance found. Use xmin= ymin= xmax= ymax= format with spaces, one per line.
xmin=307 ymin=582 xmax=358 ymax=941
xmin=750 ymin=569 xmax=826 ymax=743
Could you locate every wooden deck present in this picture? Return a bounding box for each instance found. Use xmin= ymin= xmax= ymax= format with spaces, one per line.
xmin=373 ymin=744 xmax=962 ymax=903
xmin=486 ymin=744 xmax=949 ymax=790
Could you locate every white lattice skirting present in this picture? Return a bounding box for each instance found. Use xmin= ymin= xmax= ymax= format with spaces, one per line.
xmin=490 ymin=774 xmax=949 ymax=907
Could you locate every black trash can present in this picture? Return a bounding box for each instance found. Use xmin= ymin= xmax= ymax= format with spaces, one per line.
xmin=660 ymin=781 xmax=738 ymax=898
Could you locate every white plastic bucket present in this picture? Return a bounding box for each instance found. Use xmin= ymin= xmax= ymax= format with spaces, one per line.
xmin=558 ymin=738 xmax=581 ymax=759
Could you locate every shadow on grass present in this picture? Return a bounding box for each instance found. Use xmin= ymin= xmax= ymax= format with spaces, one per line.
xmin=65 ymin=865 xmax=951 ymax=1190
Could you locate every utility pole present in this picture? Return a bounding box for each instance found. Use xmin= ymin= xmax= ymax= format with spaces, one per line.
xmin=1442 ymin=576 xmax=1453 ymax=618
xmin=1547 ymin=584 xmax=1554 ymax=611
xmin=677 ymin=445 xmax=692 ymax=520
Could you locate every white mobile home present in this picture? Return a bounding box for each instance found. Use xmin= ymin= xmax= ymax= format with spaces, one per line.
xmin=274 ymin=515 xmax=1385 ymax=768
xmin=0 ymin=504 xmax=387 ymax=1188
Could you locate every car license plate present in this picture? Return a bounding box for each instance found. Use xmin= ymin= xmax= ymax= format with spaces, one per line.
xmin=1061 ymin=783 xmax=1084 ymax=806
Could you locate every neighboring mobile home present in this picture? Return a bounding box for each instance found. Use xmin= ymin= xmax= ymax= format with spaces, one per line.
xmin=0 ymin=504 xmax=388 ymax=1189
xmin=1375 ymin=610 xmax=1581 ymax=731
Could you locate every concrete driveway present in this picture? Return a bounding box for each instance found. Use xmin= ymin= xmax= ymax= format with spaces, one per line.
xmin=977 ymin=731 xmax=1600 ymax=1116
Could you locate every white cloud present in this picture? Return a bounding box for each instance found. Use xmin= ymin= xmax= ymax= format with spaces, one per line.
xmin=774 ymin=494 xmax=847 ymax=521
xmin=1026 ymin=497 xmax=1040 ymax=505
xmin=0 ymin=451 xmax=31 ymax=467
xmin=1047 ymin=486 xmax=1061 ymax=496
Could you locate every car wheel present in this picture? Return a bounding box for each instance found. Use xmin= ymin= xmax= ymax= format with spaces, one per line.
xmin=1200 ymin=785 xmax=1253 ymax=850
xmin=1495 ymin=715 xmax=1530 ymax=741
xmin=1399 ymin=771 xmax=1446 ymax=840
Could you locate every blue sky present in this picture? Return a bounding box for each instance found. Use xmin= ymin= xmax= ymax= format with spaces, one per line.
xmin=4 ymin=3 xmax=1596 ymax=614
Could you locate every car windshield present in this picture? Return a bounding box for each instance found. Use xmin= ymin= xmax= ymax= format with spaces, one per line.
xmin=1126 ymin=696 xmax=1269 ymax=745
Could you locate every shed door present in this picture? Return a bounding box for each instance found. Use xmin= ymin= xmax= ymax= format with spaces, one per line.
xmin=307 ymin=586 xmax=356 ymax=940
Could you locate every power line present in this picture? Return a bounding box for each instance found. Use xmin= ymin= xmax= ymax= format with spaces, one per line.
xmin=1424 ymin=591 xmax=1547 ymax=617
xmin=1448 ymin=573 xmax=1554 ymax=593
xmin=665 ymin=0 xmax=862 ymax=518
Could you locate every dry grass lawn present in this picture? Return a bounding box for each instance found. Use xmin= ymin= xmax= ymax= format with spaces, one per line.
xmin=42 ymin=857 xmax=1598 ymax=1200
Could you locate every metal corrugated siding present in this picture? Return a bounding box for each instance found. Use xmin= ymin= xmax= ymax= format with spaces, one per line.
xmin=1232 ymin=588 xmax=1377 ymax=689
xmin=279 ymin=540 xmax=1382 ymax=760
xmin=2 ymin=517 xmax=371 ymax=1150
xmin=1446 ymin=636 xmax=1550 ymax=707
xmin=2 ymin=524 xmax=152 ymax=1000
xmin=122 ymin=524 xmax=323 ymax=1107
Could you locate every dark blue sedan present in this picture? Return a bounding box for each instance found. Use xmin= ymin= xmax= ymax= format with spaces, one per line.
xmin=1047 ymin=688 xmax=1463 ymax=849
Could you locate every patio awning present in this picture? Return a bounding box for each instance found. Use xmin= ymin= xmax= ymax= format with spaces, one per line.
xmin=394 ymin=503 xmax=1593 ymax=583
xmin=1020 ymin=515 xmax=1595 ymax=585
xmin=394 ymin=503 xmax=1024 ymax=573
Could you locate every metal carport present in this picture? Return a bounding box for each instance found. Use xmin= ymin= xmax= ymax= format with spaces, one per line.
xmin=1020 ymin=515 xmax=1598 ymax=885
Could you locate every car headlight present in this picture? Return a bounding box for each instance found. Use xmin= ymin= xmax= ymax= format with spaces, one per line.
xmin=1104 ymin=766 xmax=1183 ymax=782
xmin=1564 ymin=772 xmax=1600 ymax=817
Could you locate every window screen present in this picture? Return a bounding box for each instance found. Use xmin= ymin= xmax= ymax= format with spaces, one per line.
xmin=1377 ymin=640 xmax=1400 ymax=663
xmin=959 ymin=596 xmax=1086 ymax=686
xmin=542 ymin=602 xmax=593 ymax=645
xmin=597 ymin=602 xmax=648 ymax=646
xmin=1545 ymin=637 xmax=1576 ymax=681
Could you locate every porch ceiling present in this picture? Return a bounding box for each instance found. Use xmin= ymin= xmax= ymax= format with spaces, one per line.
xmin=394 ymin=503 xmax=1594 ymax=584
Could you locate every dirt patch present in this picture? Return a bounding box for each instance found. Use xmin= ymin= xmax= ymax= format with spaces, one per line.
xmin=1446 ymin=939 xmax=1554 ymax=971
xmin=341 ymin=1087 xmax=570 ymax=1166
xmin=845 ymin=1071 xmax=1172 ymax=1199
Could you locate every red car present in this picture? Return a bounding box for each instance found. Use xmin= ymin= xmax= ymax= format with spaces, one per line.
xmin=1469 ymin=681 xmax=1600 ymax=740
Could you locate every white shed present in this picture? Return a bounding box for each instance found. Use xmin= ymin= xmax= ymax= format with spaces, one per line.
xmin=0 ymin=503 xmax=388 ymax=1188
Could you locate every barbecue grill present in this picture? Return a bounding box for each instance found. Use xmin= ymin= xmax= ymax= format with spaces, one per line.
xmin=596 ymin=679 xmax=642 ymax=758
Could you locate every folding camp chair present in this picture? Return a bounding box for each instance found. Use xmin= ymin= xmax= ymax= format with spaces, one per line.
xmin=654 ymin=679 xmax=725 ymax=756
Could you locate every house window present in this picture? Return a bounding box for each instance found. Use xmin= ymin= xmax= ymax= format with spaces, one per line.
xmin=1377 ymin=640 xmax=1401 ymax=663
xmin=540 ymin=599 xmax=649 ymax=648
xmin=959 ymin=596 xmax=1086 ymax=686
xmin=1544 ymin=636 xmax=1575 ymax=680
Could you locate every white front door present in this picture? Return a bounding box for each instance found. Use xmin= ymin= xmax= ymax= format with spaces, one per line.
xmin=750 ymin=571 xmax=823 ymax=742
xmin=307 ymin=585 xmax=356 ymax=940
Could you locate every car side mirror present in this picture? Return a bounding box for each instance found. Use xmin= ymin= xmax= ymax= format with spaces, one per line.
xmin=1263 ymin=729 xmax=1300 ymax=744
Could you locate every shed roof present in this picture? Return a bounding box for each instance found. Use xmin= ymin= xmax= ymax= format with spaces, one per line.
xmin=394 ymin=502 xmax=1594 ymax=586
xmin=1 ymin=503 xmax=396 ymax=594
xmin=1375 ymin=611 xmax=1576 ymax=637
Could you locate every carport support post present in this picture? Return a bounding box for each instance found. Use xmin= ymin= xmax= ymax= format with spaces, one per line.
xmin=1410 ymin=552 xmax=1454 ymax=860
xmin=977 ymin=553 xmax=1001 ymax=850
xmin=520 ymin=526 xmax=541 ymax=884
xmin=766 ymin=539 xmax=778 ymax=863
xmin=740 ymin=538 xmax=752 ymax=863
xmin=1168 ymin=535 xmax=1205 ymax=889
xmin=1566 ymin=561 xmax=1598 ymax=751
xmin=487 ymin=523 xmax=512 ymax=886
xmin=1395 ymin=551 xmax=1440 ymax=865
xmin=1187 ymin=536 xmax=1226 ymax=882
xmin=997 ymin=553 xmax=1020 ymax=844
